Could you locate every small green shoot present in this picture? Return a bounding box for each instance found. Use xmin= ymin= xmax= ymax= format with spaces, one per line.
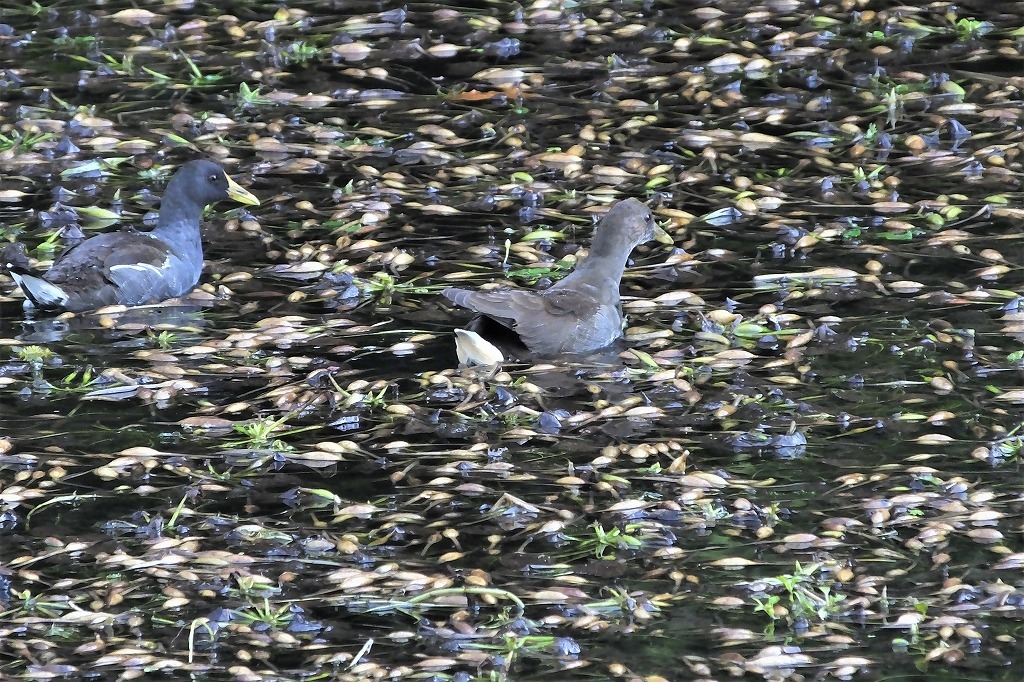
xmin=8 ymin=589 xmax=70 ymax=618
xmin=237 ymin=82 xmax=273 ymax=108
xmin=58 ymin=366 xmax=102 ymax=392
xmin=954 ymin=17 xmax=993 ymax=41
xmin=231 ymin=598 xmax=293 ymax=630
xmin=231 ymin=416 xmax=294 ymax=451
xmin=148 ymin=330 xmax=178 ymax=350
xmin=14 ymin=345 xmax=54 ymax=364
xmin=752 ymin=562 xmax=847 ymax=629
xmin=283 ymin=41 xmax=319 ymax=65
xmin=0 ymin=130 xmax=56 ymax=152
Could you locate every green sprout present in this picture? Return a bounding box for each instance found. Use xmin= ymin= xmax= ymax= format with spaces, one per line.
xmin=14 ymin=345 xmax=54 ymax=364
xmin=231 ymin=416 xmax=294 ymax=451
xmin=753 ymin=562 xmax=848 ymax=629
xmin=573 ymin=522 xmax=644 ymax=559
xmin=148 ymin=330 xmax=178 ymax=350
xmin=7 ymin=589 xmax=70 ymax=618
xmin=141 ymin=53 xmax=222 ymax=91
xmin=58 ymin=366 xmax=102 ymax=392
xmin=237 ymin=82 xmax=273 ymax=108
xmin=283 ymin=41 xmax=319 ymax=65
xmin=954 ymin=17 xmax=993 ymax=41
xmin=0 ymin=130 xmax=56 ymax=152
xmin=231 ymin=598 xmax=293 ymax=630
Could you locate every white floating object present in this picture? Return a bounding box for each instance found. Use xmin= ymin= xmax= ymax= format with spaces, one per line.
xmin=453 ymin=329 xmax=504 ymax=366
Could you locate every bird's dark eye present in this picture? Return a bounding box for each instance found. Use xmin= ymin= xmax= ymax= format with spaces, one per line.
xmin=645 ymin=213 xmax=652 ymax=221
xmin=208 ymin=173 xmax=218 ymax=183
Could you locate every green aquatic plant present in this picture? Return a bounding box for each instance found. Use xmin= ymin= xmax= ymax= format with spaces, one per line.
xmin=5 ymin=589 xmax=70 ymax=619
xmin=141 ymin=53 xmax=223 ymax=91
xmin=463 ymin=631 xmax=569 ymax=676
xmin=52 ymin=33 xmax=96 ymax=51
xmin=882 ymin=85 xmax=905 ymax=128
xmin=181 ymin=53 xmax=224 ymax=89
xmin=69 ymin=51 xmax=136 ymax=78
xmin=57 ymin=367 xmax=103 ymax=392
xmin=953 ymin=17 xmax=993 ymax=40
xmin=59 ymin=156 xmax=132 ymax=180
xmin=696 ymin=500 xmax=730 ymax=523
xmin=752 ymin=593 xmax=782 ymax=623
xmin=283 ymin=41 xmax=319 ymax=65
xmin=137 ymin=165 xmax=171 ymax=183
xmin=753 ymin=562 xmax=847 ymax=631
xmin=14 ymin=345 xmax=54 ymax=364
xmin=231 ymin=416 xmax=294 ymax=451
xmin=9 ymin=1 xmax=45 ymax=15
xmin=236 ymin=82 xmax=273 ymax=108
xmin=573 ymin=522 xmax=644 ymax=559
xmin=364 ymin=384 xmax=391 ymax=411
xmin=358 ymin=272 xmax=434 ymax=305
xmin=148 ymin=330 xmax=178 ymax=350
xmin=850 ymin=165 xmax=884 ymax=187
xmin=324 ymin=217 xmax=362 ymax=234
xmin=505 ymin=259 xmax=572 ymax=284
xmin=0 ymin=130 xmax=55 ymax=152
xmin=231 ymin=598 xmax=293 ymax=630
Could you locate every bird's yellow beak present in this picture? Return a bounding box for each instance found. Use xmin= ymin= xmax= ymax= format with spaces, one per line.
xmin=225 ymin=175 xmax=260 ymax=206
xmin=653 ymin=225 xmax=673 ymax=245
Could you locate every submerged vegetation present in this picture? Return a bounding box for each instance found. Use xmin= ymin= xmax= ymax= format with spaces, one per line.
xmin=1 ymin=0 xmax=1024 ymax=680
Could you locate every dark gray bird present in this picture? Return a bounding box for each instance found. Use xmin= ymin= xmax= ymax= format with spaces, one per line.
xmin=5 ymin=160 xmax=259 ymax=312
xmin=442 ymin=198 xmax=664 ymax=355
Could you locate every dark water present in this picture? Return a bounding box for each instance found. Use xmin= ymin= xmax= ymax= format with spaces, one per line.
xmin=2 ymin=1 xmax=1024 ymax=680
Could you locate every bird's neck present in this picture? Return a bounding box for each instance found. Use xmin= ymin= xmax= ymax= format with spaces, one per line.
xmin=154 ymin=202 xmax=204 ymax=248
xmin=573 ymin=232 xmax=635 ymax=286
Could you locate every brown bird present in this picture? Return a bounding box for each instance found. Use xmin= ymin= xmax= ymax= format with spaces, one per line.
xmin=5 ymin=160 xmax=260 ymax=312
xmin=442 ymin=198 xmax=663 ymax=355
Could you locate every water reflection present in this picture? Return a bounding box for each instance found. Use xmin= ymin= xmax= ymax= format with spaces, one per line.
xmin=11 ymin=302 xmax=210 ymax=346
xmin=2 ymin=1 xmax=1024 ymax=680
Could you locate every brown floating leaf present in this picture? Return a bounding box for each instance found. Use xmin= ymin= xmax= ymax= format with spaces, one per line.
xmin=739 ymin=132 xmax=782 ymax=150
xmin=914 ymin=433 xmax=954 ymax=445
xmin=967 ymin=528 xmax=1003 ymax=544
xmin=109 ymin=9 xmax=164 ymax=26
xmin=473 ymin=68 xmax=526 ymax=85
xmin=0 ymin=189 xmax=27 ymax=202
xmin=871 ymin=201 xmax=914 ymax=214
xmin=178 ymin=417 xmax=235 ymax=430
xmin=707 ymin=557 xmax=759 ymax=568
xmin=260 ymin=262 xmax=328 ymax=280
xmin=992 ymin=554 xmax=1024 ymax=570
xmin=332 ymin=43 xmax=372 ymax=61
xmin=706 ymin=53 xmax=747 ymax=72
xmin=448 ymin=87 xmax=528 ymax=102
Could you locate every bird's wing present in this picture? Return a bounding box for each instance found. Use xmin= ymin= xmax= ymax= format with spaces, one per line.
xmin=45 ymin=234 xmax=181 ymax=308
xmin=515 ymin=288 xmax=617 ymax=354
xmin=535 ymin=286 xmax=603 ymax=318
xmin=443 ymin=287 xmax=526 ymax=329
xmin=444 ymin=286 xmax=601 ymax=320
xmin=443 ymin=286 xmax=613 ymax=354
xmin=46 ymin=233 xmax=165 ymax=278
